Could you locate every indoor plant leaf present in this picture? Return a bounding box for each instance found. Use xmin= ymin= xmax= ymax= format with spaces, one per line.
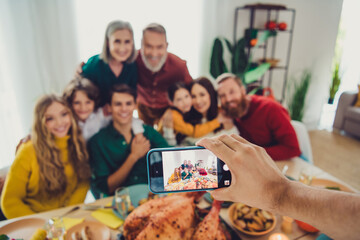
xmin=210 ymin=38 xmax=228 ymax=78
xmin=244 ymin=63 xmax=271 ymax=84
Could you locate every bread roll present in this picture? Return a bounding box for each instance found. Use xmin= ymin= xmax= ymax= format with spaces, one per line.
xmin=80 ymin=226 xmax=93 ymax=240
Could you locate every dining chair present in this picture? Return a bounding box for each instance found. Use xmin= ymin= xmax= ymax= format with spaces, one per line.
xmin=291 ymin=120 xmax=313 ymax=164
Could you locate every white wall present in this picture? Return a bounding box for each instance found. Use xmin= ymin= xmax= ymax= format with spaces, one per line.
xmin=199 ymin=0 xmax=343 ymax=129
xmin=74 ymin=0 xmax=204 ymax=78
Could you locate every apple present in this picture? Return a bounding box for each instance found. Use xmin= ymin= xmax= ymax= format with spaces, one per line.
xmin=250 ymin=39 xmax=257 ymax=47
xmin=278 ymin=22 xmax=287 ymax=31
xmin=265 ymin=21 xmax=277 ymax=30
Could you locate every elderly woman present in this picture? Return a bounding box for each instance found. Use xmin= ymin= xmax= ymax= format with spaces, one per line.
xmin=81 ymin=20 xmax=137 ymax=106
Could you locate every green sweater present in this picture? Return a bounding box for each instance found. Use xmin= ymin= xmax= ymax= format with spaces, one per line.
xmin=181 ymin=171 xmax=192 ymax=180
xmin=88 ymin=123 xmax=169 ymax=198
xmin=82 ymin=54 xmax=137 ymax=106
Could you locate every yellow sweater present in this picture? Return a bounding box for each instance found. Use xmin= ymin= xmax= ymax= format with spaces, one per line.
xmin=1 ymin=136 xmax=89 ymax=219
xmin=159 ymin=109 xmax=221 ymax=137
xmin=167 ymin=173 xmax=181 ymax=184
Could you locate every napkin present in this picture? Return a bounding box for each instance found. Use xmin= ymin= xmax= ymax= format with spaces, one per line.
xmin=62 ymin=217 xmax=85 ymax=230
xmin=91 ymin=208 xmax=123 ymax=229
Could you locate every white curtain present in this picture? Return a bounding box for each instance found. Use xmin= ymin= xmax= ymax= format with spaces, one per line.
xmin=0 ymin=0 xmax=79 ymax=168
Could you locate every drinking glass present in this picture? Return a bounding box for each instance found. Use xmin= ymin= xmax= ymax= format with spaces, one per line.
xmin=44 ymin=216 xmax=65 ymax=238
xmin=115 ymin=187 xmax=131 ymax=220
xmin=299 ymin=168 xmax=314 ymax=185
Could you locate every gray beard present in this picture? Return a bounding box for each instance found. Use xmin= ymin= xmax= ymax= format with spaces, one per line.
xmin=140 ymin=48 xmax=167 ymax=73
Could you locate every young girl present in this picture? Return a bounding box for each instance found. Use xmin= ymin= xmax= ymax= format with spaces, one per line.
xmin=1 ymin=95 xmax=91 ymax=219
xmin=182 ymin=77 xmax=239 ymax=146
xmin=159 ymin=82 xmax=222 ymax=145
xmin=63 ymin=77 xmax=143 ymax=141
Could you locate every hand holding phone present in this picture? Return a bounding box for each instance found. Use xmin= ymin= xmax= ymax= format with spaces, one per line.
xmin=146 ymin=146 xmax=231 ymax=194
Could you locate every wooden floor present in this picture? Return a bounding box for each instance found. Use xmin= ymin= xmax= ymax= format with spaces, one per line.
xmin=309 ymin=130 xmax=360 ymax=191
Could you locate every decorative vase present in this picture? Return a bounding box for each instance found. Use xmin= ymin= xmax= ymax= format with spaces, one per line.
xmin=328 ymin=98 xmax=334 ymax=104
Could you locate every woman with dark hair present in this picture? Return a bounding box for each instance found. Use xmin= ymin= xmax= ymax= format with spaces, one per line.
xmin=181 ymin=77 xmax=239 ymax=146
xmin=158 ymin=81 xmax=222 ymax=145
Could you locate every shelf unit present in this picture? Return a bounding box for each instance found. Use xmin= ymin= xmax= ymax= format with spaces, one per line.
xmin=234 ymin=4 xmax=296 ymax=102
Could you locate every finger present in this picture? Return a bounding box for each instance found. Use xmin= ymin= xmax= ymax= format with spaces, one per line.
xmin=216 ymin=134 xmax=246 ymax=152
xmin=210 ymin=187 xmax=233 ymax=202
xmin=196 ymin=137 xmax=235 ymax=168
xmin=230 ymin=134 xmax=256 ymax=147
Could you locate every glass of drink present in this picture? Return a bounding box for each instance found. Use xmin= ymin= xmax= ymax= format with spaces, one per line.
xmin=299 ymin=168 xmax=314 ymax=185
xmin=44 ymin=216 xmax=65 ymax=238
xmin=115 ymin=187 xmax=131 ymax=220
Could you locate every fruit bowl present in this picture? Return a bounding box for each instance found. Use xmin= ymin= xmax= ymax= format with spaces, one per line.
xmin=228 ymin=203 xmax=276 ymax=236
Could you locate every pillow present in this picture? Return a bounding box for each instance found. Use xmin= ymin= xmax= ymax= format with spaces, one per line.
xmin=355 ymin=84 xmax=360 ymax=107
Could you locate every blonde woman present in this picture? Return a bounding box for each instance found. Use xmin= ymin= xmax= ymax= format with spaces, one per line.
xmin=1 ymin=94 xmax=91 ymax=219
xmin=167 ymin=167 xmax=181 ymax=184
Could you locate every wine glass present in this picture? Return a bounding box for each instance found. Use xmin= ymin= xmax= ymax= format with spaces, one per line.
xmin=44 ymin=216 xmax=65 ymax=238
xmin=115 ymin=187 xmax=131 ymax=220
xmin=299 ymin=168 xmax=314 ymax=185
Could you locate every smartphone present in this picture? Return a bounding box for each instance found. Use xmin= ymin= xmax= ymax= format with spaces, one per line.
xmin=146 ymin=146 xmax=231 ymax=194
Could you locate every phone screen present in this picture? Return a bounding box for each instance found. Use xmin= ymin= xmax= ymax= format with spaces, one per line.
xmin=147 ymin=147 xmax=231 ymax=193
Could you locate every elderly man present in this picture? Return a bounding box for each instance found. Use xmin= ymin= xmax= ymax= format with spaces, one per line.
xmin=136 ymin=23 xmax=193 ymax=126
xmin=216 ymin=73 xmax=301 ymax=161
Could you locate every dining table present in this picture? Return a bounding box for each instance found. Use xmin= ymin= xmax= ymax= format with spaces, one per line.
xmin=0 ymin=157 xmax=358 ymax=240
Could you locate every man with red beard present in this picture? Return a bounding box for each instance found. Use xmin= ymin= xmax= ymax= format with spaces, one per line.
xmin=216 ymin=73 xmax=300 ymax=161
xmin=136 ymin=23 xmax=193 ymax=126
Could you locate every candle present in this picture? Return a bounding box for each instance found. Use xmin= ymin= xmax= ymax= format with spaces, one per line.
xmin=281 ymin=216 xmax=294 ymax=233
xmin=268 ymin=233 xmax=290 ymax=240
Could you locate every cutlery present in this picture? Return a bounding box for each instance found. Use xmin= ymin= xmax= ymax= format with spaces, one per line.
xmin=82 ymin=205 xmax=117 ymax=210
xmin=59 ymin=205 xmax=80 ymax=218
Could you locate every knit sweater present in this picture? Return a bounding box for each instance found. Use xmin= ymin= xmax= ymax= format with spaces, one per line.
xmin=1 ymin=136 xmax=89 ymax=219
xmin=234 ymin=95 xmax=301 ymax=160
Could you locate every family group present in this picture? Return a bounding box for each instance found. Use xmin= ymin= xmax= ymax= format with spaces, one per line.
xmin=165 ymin=160 xmax=217 ymax=191
xmin=168 ymin=160 xmax=210 ymax=182
xmin=0 ymin=20 xmax=301 ymax=219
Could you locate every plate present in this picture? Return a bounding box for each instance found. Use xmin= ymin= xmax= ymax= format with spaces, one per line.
xmin=0 ymin=217 xmax=46 ymax=240
xmin=111 ymin=184 xmax=151 ymax=219
xmin=310 ymin=178 xmax=355 ymax=193
xmin=203 ymin=192 xmax=233 ymax=208
xmin=65 ymin=221 xmax=110 ymax=240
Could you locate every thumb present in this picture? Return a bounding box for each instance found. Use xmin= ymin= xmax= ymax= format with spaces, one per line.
xmin=209 ymin=187 xmax=232 ymax=202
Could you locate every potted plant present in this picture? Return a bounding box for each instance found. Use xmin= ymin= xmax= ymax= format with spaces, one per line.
xmin=328 ymin=62 xmax=341 ymax=104
xmin=210 ymin=30 xmax=274 ymax=86
xmin=287 ymin=70 xmax=311 ymax=122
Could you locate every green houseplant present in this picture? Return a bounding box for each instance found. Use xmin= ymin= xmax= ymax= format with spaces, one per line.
xmin=210 ymin=30 xmax=274 ymax=86
xmin=287 ymin=70 xmax=311 ymax=122
xmin=328 ymin=62 xmax=341 ymax=104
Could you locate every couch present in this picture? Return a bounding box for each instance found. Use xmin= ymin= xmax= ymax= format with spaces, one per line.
xmin=333 ymin=91 xmax=360 ymax=138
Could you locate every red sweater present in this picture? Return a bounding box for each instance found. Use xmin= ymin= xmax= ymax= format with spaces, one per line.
xmin=136 ymin=51 xmax=193 ymax=108
xmin=234 ymin=95 xmax=301 ymax=160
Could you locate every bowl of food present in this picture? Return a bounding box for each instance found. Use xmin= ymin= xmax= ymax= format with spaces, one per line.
xmin=228 ymin=203 xmax=276 ymax=236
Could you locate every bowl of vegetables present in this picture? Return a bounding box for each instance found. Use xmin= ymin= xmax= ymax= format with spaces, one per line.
xmin=228 ymin=203 xmax=276 ymax=236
